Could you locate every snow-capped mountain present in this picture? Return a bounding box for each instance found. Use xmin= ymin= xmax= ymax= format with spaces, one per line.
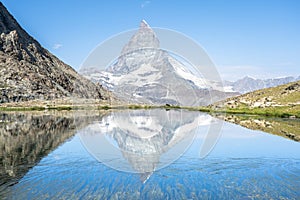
xmin=81 ymin=20 xmax=238 ymax=106
xmin=224 ymin=76 xmax=300 ymax=94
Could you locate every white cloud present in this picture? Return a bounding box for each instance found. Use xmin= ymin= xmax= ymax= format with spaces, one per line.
xmin=141 ymin=1 xmax=151 ymax=8
xmin=53 ymin=43 xmax=63 ymax=50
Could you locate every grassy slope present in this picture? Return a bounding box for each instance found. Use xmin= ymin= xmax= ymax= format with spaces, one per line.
xmin=209 ymin=80 xmax=300 ymax=118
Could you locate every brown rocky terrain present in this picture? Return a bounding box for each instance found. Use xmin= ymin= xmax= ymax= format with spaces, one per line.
xmin=0 ymin=2 xmax=111 ymax=104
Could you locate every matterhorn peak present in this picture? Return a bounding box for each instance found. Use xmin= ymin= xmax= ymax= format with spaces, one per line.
xmin=121 ymin=20 xmax=160 ymax=55
xmin=140 ymin=19 xmax=150 ymax=29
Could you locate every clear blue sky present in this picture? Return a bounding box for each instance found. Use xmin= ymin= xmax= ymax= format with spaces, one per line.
xmin=1 ymin=0 xmax=300 ymax=80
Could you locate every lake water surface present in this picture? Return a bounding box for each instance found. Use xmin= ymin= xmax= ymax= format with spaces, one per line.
xmin=0 ymin=109 xmax=299 ymax=199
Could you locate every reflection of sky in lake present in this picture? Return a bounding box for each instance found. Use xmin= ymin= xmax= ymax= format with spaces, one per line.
xmin=2 ymin=111 xmax=300 ymax=199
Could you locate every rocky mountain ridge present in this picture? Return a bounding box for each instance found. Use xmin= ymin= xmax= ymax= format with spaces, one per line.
xmin=0 ymin=2 xmax=110 ymax=104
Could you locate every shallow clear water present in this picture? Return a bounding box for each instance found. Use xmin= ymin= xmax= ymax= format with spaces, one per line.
xmin=0 ymin=110 xmax=299 ymax=199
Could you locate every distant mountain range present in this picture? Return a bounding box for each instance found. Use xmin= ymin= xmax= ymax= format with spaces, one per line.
xmin=0 ymin=2 xmax=110 ymax=103
xmin=224 ymin=76 xmax=300 ymax=94
xmin=81 ymin=20 xmax=238 ymax=106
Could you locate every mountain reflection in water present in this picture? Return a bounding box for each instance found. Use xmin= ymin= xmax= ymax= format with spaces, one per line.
xmin=78 ymin=109 xmax=215 ymax=182
xmin=0 ymin=110 xmax=299 ymax=199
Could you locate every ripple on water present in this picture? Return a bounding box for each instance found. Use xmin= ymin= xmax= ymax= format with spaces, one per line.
xmin=0 ymin=157 xmax=299 ymax=199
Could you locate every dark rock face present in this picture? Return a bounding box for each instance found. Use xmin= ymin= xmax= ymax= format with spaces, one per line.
xmin=0 ymin=3 xmax=110 ymax=103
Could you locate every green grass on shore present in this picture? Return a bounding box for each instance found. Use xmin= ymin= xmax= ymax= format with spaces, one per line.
xmin=206 ymin=106 xmax=300 ymax=118
xmin=0 ymin=104 xmax=299 ymax=118
xmin=0 ymin=106 xmax=73 ymax=111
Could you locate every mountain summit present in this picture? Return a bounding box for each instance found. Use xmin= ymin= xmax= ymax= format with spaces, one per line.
xmin=140 ymin=19 xmax=150 ymax=28
xmin=82 ymin=20 xmax=238 ymax=106
xmin=121 ymin=20 xmax=159 ymax=55
xmin=0 ymin=3 xmax=110 ymax=103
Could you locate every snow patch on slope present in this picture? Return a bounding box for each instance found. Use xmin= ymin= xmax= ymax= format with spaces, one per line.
xmin=168 ymin=57 xmax=209 ymax=89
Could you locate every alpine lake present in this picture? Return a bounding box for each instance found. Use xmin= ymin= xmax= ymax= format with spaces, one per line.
xmin=0 ymin=108 xmax=299 ymax=199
